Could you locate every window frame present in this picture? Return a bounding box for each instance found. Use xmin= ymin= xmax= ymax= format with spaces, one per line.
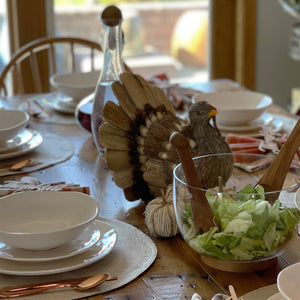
xmin=210 ymin=0 xmax=256 ymax=90
xmin=6 ymin=0 xmax=256 ymax=91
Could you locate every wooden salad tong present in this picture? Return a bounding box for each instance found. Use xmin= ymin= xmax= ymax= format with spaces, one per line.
xmin=257 ymin=118 xmax=300 ymax=203
xmin=170 ymin=132 xmax=215 ymax=233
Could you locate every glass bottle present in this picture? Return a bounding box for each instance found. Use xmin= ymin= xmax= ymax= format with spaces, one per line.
xmin=75 ymin=5 xmax=125 ymax=153
xmin=92 ymin=6 xmax=125 ymax=153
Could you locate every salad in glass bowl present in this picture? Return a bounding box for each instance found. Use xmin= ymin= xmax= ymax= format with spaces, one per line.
xmin=173 ymin=153 xmax=300 ymax=272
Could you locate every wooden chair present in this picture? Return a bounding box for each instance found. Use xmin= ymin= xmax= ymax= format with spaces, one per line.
xmin=0 ymin=36 xmax=113 ymax=97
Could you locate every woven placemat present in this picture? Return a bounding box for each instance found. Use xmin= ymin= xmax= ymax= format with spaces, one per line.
xmin=0 ymin=217 xmax=157 ymax=300
xmin=0 ymin=133 xmax=74 ymax=177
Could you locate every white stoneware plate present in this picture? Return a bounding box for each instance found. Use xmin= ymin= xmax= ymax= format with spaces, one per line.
xmin=41 ymin=93 xmax=76 ymax=114
xmin=267 ymin=293 xmax=284 ymax=300
xmin=0 ymin=130 xmax=43 ymax=160
xmin=0 ymin=220 xmax=117 ymax=275
xmin=294 ymin=188 xmax=300 ymax=210
xmin=0 ymin=129 xmax=33 ymax=153
xmin=0 ymin=222 xmax=100 ymax=262
xmin=277 ymin=262 xmax=300 ymax=300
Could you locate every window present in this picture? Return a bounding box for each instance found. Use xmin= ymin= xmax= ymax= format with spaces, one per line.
xmin=2 ymin=0 xmax=256 ymax=93
xmin=53 ymin=0 xmax=209 ymax=83
xmin=0 ymin=0 xmax=9 ymax=74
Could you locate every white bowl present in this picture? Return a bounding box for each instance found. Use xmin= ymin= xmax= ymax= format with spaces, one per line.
xmin=193 ymin=91 xmax=273 ymax=126
xmin=0 ymin=110 xmax=29 ymax=143
xmin=277 ymin=262 xmax=300 ymax=300
xmin=50 ymin=71 xmax=100 ymax=103
xmin=0 ymin=191 xmax=99 ymax=250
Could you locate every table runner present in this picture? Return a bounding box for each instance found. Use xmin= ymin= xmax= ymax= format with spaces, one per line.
xmin=0 ymin=133 xmax=74 ymax=177
xmin=0 ymin=217 xmax=157 ymax=300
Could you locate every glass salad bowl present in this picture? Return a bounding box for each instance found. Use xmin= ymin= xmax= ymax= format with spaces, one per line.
xmin=173 ymin=153 xmax=300 ymax=272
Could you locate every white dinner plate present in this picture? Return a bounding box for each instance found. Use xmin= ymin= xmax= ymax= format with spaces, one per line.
xmin=294 ymin=189 xmax=300 ymax=210
xmin=267 ymin=293 xmax=284 ymax=300
xmin=277 ymin=262 xmax=300 ymax=300
xmin=0 ymin=130 xmax=43 ymax=160
xmin=218 ymin=113 xmax=283 ymax=133
xmin=0 ymin=129 xmax=33 ymax=153
xmin=0 ymin=219 xmax=117 ymax=275
xmin=40 ymin=93 xmax=76 ymax=114
xmin=0 ymin=222 xmax=100 ymax=262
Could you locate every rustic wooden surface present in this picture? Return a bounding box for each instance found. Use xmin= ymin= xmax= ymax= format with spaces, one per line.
xmin=0 ymin=91 xmax=299 ymax=299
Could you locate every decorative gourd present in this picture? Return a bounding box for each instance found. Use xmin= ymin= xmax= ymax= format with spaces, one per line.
xmin=144 ymin=184 xmax=178 ymax=237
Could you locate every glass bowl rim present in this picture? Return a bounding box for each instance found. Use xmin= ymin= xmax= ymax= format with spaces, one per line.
xmin=173 ymin=152 xmax=298 ymax=196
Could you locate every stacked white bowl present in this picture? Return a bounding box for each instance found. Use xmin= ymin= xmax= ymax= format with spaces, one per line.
xmin=0 ymin=109 xmax=30 ymax=145
xmin=193 ymin=91 xmax=273 ymax=127
xmin=50 ymin=71 xmax=100 ymax=104
xmin=0 ymin=191 xmax=99 ymax=250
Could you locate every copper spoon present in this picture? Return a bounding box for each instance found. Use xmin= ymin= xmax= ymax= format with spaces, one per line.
xmin=170 ymin=131 xmax=215 ymax=233
xmin=9 ymin=159 xmax=33 ymax=171
xmin=0 ymin=273 xmax=117 ymax=298
xmin=257 ymin=118 xmax=300 ymax=203
xmin=0 ymin=159 xmax=33 ymax=172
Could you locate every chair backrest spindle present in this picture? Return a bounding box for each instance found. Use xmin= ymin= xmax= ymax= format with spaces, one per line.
xmin=70 ymin=42 xmax=76 ymax=72
xmin=49 ymin=44 xmax=57 ymax=74
xmin=0 ymin=36 xmax=108 ymax=97
xmin=29 ymin=51 xmax=43 ymax=94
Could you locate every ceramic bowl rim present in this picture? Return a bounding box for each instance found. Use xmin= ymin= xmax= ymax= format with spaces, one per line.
xmin=0 ymin=191 xmax=99 ymax=236
xmin=0 ymin=110 xmax=29 ymax=132
xmin=173 ymin=152 xmax=298 ymax=196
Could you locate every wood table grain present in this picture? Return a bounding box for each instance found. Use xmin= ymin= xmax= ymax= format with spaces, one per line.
xmin=0 ymin=91 xmax=299 ymax=300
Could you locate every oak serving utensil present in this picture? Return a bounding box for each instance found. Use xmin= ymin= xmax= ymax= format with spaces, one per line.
xmin=9 ymin=159 xmax=32 ymax=171
xmin=0 ymin=159 xmax=41 ymax=172
xmin=227 ymin=285 xmax=240 ymax=300
xmin=0 ymin=273 xmax=117 ymax=298
xmin=170 ymin=131 xmax=215 ymax=233
xmin=257 ymin=118 xmax=300 ymax=203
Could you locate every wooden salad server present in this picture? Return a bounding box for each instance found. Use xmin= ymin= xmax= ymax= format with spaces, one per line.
xmin=170 ymin=132 xmax=215 ymax=233
xmin=257 ymin=118 xmax=300 ymax=203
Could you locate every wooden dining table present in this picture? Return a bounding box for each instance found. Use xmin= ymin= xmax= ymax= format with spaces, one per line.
xmin=0 ymin=82 xmax=300 ymax=300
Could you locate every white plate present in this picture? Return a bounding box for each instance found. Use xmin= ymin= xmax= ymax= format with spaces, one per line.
xmin=267 ymin=293 xmax=284 ymax=300
xmin=294 ymin=189 xmax=300 ymax=210
xmin=0 ymin=130 xmax=43 ymax=160
xmin=0 ymin=219 xmax=117 ymax=275
xmin=218 ymin=113 xmax=283 ymax=132
xmin=277 ymin=262 xmax=300 ymax=300
xmin=41 ymin=93 xmax=76 ymax=114
xmin=0 ymin=129 xmax=33 ymax=153
xmin=0 ymin=222 xmax=100 ymax=262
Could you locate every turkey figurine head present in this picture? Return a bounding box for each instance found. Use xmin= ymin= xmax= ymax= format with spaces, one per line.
xmin=189 ymin=101 xmax=221 ymax=136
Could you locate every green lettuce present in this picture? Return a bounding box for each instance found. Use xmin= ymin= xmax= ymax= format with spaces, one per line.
xmin=183 ymin=184 xmax=300 ymax=261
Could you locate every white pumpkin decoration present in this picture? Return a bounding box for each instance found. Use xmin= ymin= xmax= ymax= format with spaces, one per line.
xmin=145 ymin=184 xmax=179 ymax=237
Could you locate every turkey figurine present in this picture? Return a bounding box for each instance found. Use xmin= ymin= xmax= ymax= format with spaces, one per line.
xmin=99 ymin=72 xmax=233 ymax=202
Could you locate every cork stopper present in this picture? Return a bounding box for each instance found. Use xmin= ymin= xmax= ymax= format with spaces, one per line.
xmin=101 ymin=5 xmax=122 ymax=26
